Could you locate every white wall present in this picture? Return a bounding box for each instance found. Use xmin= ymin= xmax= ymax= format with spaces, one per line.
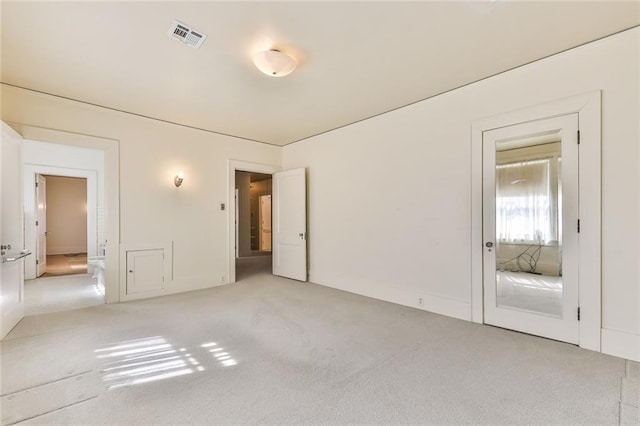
xmin=283 ymin=28 xmax=640 ymax=360
xmin=2 ymin=84 xmax=281 ymax=299
xmin=45 ymin=176 xmax=87 ymax=255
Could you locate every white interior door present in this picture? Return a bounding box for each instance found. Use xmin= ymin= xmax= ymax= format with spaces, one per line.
xmin=1 ymin=122 xmax=25 ymax=339
xmin=483 ymin=114 xmax=579 ymax=344
xmin=259 ymin=194 xmax=272 ymax=251
xmin=235 ymin=188 xmax=239 ymax=259
xmin=36 ymin=174 xmax=47 ymax=277
xmin=272 ymin=168 xmax=307 ymax=281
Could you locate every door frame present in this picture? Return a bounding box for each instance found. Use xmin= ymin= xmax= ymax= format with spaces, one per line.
xmin=35 ymin=173 xmax=47 ymax=277
xmin=234 ymin=188 xmax=239 ymax=259
xmin=482 ymin=114 xmax=579 ymax=344
xmin=10 ymin=123 xmax=121 ymax=304
xmin=471 ymin=91 xmax=601 ymax=352
xmin=227 ymin=160 xmax=280 ymax=283
xmin=26 ymin=167 xmax=98 ymax=278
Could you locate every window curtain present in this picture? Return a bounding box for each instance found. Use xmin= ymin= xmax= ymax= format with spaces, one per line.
xmin=496 ymin=158 xmax=553 ymax=243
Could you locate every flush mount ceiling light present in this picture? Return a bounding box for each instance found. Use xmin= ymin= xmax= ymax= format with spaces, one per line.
xmin=253 ymin=50 xmax=297 ymax=77
xmin=174 ymin=170 xmax=184 ymax=187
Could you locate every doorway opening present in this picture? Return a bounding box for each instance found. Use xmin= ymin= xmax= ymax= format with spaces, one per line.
xmin=228 ymin=160 xmax=307 ymax=284
xmin=39 ymin=175 xmax=89 ymax=277
xmin=27 ymin=172 xmax=105 ymax=316
xmin=22 ymin=138 xmax=108 ymax=316
xmin=235 ymin=170 xmax=273 ymax=282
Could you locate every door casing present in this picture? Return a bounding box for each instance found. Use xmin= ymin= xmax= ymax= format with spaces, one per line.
xmin=11 ymin=123 xmax=120 ymax=304
xmin=471 ymin=91 xmax=602 ymax=352
xmin=25 ymin=166 xmax=98 ymax=280
xmin=227 ymin=160 xmax=280 ymax=283
xmin=482 ymin=114 xmax=579 ymax=344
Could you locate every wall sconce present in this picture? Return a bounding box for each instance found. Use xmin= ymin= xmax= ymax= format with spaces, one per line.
xmin=174 ymin=170 xmax=184 ymax=187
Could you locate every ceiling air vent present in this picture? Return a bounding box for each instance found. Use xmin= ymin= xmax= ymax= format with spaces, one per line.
xmin=168 ymin=20 xmax=207 ymax=49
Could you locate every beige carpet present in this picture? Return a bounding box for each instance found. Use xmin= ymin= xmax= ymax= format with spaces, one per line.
xmin=24 ymin=273 xmax=105 ymax=316
xmin=1 ymin=256 xmax=636 ymax=424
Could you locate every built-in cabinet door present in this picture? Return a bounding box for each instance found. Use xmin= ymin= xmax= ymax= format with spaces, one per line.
xmin=483 ymin=114 xmax=579 ymax=344
xmin=126 ymin=249 xmax=164 ymax=295
xmin=272 ymin=168 xmax=307 ymax=281
xmin=1 ymin=122 xmax=25 ymax=339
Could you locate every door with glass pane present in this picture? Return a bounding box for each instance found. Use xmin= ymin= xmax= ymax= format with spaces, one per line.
xmin=483 ymin=114 xmax=579 ymax=344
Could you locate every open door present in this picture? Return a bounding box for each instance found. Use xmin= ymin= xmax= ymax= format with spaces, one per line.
xmin=259 ymin=194 xmax=272 ymax=251
xmin=36 ymin=174 xmax=47 ymax=277
xmin=1 ymin=122 xmax=25 ymax=339
xmin=272 ymin=168 xmax=307 ymax=281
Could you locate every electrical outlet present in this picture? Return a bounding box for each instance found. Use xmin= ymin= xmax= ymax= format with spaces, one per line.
xmin=418 ymin=297 xmax=424 ymax=307
xmin=220 ymin=275 xmax=225 ymax=283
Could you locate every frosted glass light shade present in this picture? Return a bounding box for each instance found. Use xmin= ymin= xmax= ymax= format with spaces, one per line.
xmin=253 ymin=50 xmax=297 ymax=77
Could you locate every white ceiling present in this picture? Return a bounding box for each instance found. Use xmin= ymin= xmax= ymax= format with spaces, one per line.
xmin=1 ymin=1 xmax=638 ymax=146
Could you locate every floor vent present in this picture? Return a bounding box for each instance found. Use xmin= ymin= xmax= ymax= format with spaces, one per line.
xmin=168 ymin=20 xmax=207 ymax=49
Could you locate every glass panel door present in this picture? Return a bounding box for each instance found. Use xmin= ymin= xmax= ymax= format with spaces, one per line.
xmin=483 ymin=114 xmax=579 ymax=344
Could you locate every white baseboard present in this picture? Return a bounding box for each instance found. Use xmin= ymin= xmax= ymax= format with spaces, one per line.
xmin=415 ymin=293 xmax=471 ymax=321
xmin=119 ymin=275 xmax=228 ymax=302
xmin=310 ymin=275 xmax=471 ymax=322
xmin=601 ymin=328 xmax=640 ymax=362
xmin=48 ymin=247 xmax=87 ymax=255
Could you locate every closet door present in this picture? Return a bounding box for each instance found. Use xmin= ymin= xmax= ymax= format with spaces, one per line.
xmin=483 ymin=114 xmax=579 ymax=343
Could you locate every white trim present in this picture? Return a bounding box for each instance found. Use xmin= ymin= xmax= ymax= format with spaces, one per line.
xmin=312 ymin=277 xmax=471 ymax=322
xmin=471 ymin=91 xmax=601 ymax=352
xmin=9 ymin=123 xmax=121 ymax=304
xmin=481 ymin=115 xmax=580 ymax=344
xmin=227 ymin=160 xmax=281 ymax=283
xmin=417 ymin=293 xmax=471 ymax=321
xmin=601 ymin=329 xmax=640 ymax=362
xmin=47 ymin=247 xmax=92 ymax=255
xmin=23 ymin=166 xmax=98 ymax=279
